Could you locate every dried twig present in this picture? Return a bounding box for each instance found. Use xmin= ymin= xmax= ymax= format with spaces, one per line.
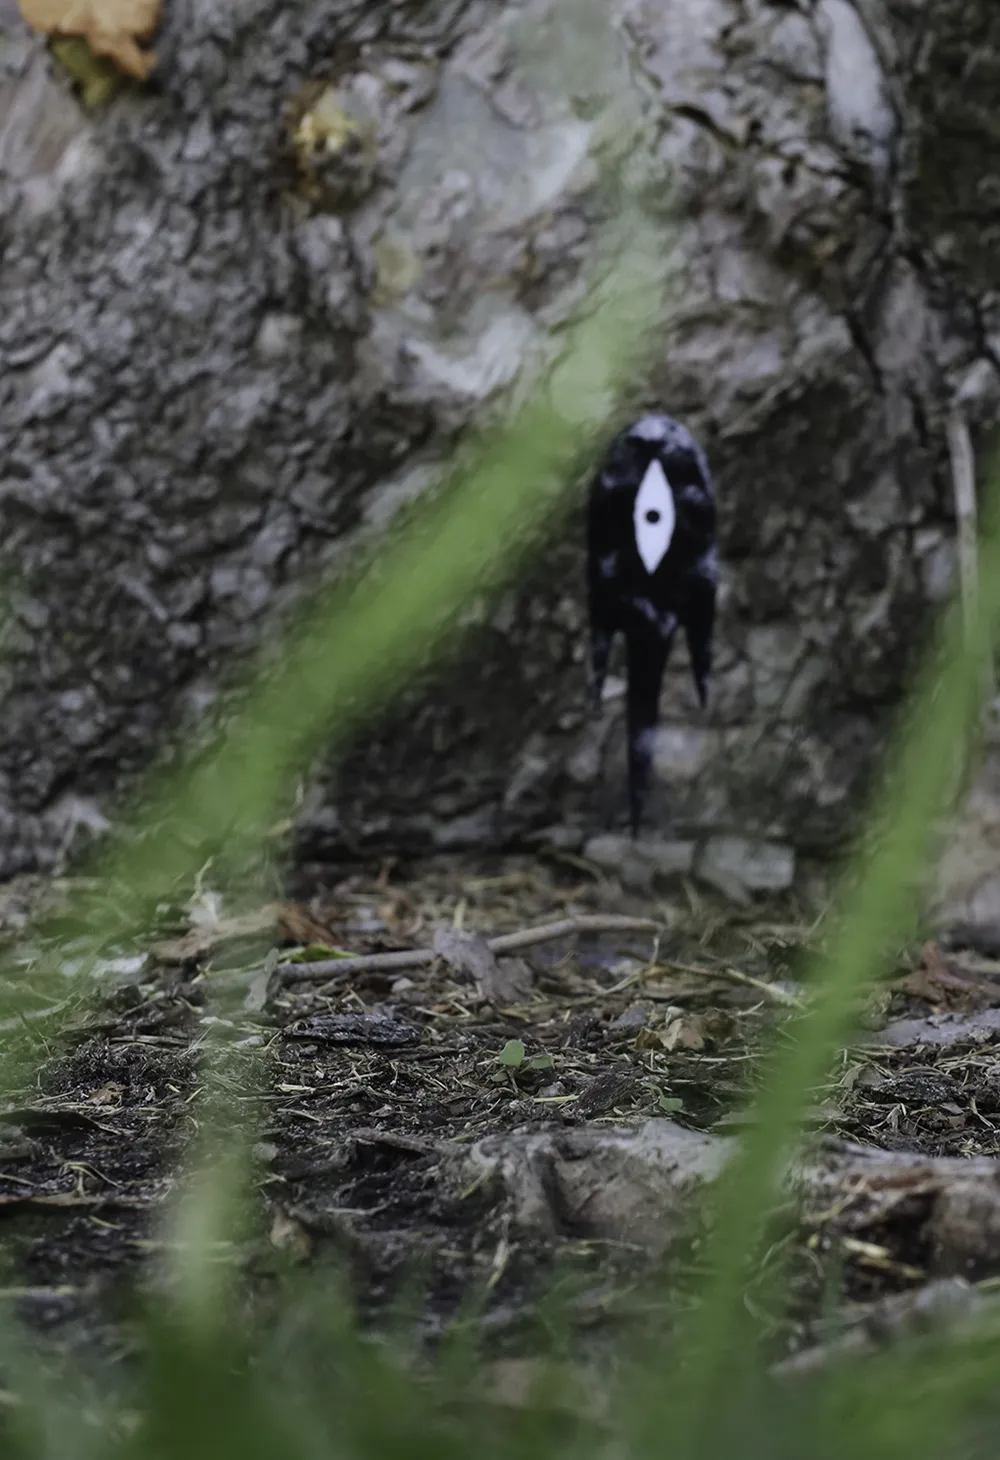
xmin=657 ymin=958 xmax=805 ymax=1008
xmin=279 ymin=915 xmax=663 ymax=985
xmin=490 ymin=915 xmax=661 ymax=952
xmin=0 ymin=1192 xmax=157 ymax=1212
xmin=282 ymin=947 xmax=432 ymax=983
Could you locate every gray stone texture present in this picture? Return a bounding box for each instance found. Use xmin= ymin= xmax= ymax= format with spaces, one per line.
xmin=0 ymin=0 xmax=998 ymax=879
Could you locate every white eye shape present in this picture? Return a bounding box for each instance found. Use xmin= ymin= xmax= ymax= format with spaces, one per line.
xmin=633 ymin=459 xmax=675 ymax=573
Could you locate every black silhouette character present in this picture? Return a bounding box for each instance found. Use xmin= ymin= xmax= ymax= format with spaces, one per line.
xmin=587 ymin=413 xmax=717 ymax=836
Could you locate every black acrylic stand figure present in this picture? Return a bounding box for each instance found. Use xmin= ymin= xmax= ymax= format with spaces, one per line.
xmin=587 ymin=413 xmax=717 ymax=836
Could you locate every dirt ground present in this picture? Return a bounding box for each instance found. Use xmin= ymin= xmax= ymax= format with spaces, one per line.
xmin=1 ymin=851 xmax=999 ymax=1373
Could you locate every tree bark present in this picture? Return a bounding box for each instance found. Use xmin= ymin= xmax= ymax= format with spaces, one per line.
xmin=0 ymin=0 xmax=998 ymax=884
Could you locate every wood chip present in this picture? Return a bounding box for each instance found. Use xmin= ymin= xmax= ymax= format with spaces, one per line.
xmin=286 ymin=1013 xmax=421 ymax=1048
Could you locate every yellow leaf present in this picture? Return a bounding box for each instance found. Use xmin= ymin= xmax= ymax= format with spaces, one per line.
xmin=293 ymin=87 xmax=360 ymax=157
xmin=50 ymin=37 xmax=122 ymax=107
xmin=19 ymin=0 xmax=162 ymax=82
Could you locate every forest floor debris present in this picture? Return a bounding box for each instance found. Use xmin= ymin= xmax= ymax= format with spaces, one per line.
xmin=2 ymin=852 xmax=1000 ymax=1370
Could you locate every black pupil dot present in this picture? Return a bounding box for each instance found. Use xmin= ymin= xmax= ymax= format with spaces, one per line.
xmin=645 ymin=509 xmax=661 ymax=524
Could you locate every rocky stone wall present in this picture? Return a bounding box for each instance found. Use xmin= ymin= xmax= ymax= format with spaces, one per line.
xmin=0 ymin=0 xmax=998 ymax=895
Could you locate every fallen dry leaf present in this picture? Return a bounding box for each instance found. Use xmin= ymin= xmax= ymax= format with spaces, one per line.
xmin=891 ymin=942 xmax=989 ymax=1010
xmin=275 ymin=902 xmax=340 ymax=948
xmin=377 ymin=892 xmax=421 ymax=936
xmin=268 ymin=1207 xmax=313 ymax=1263
xmin=151 ymin=901 xmax=341 ymax=967
xmin=19 ymin=0 xmax=161 ymax=81
xmin=661 ymin=1013 xmax=708 ymax=1053
xmin=152 ymin=905 xmax=280 ymax=966
xmin=656 ymin=1008 xmax=736 ymax=1053
xmin=432 ymin=926 xmax=533 ymax=1006
xmin=433 ymin=926 xmax=498 ymax=983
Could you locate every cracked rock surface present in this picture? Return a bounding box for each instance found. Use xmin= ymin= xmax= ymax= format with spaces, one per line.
xmin=0 ymin=0 xmax=998 ymax=880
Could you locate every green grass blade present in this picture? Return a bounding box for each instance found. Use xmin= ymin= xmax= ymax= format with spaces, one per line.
xmin=648 ymin=462 xmax=1000 ymax=1459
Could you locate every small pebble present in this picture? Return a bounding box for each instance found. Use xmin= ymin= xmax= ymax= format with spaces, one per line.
xmin=611 ymin=1003 xmax=651 ymax=1032
xmin=608 ymin=957 xmax=645 ymax=980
